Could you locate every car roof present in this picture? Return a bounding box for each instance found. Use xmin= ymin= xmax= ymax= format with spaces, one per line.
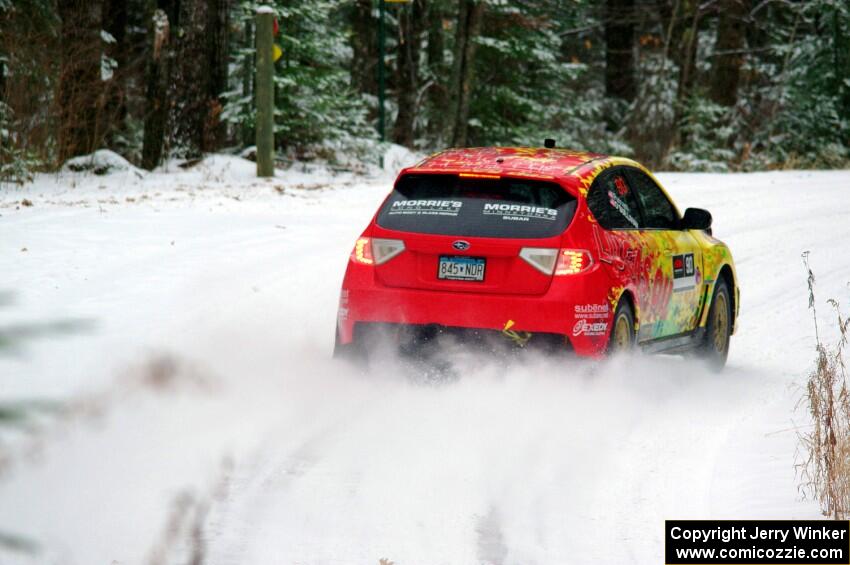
xmin=403 ymin=147 xmax=606 ymax=180
xmin=400 ymin=147 xmax=656 ymax=199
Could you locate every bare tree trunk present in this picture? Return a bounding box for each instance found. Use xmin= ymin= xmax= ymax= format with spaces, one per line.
xmin=392 ymin=0 xmax=427 ymax=147
xmin=142 ymin=1 xmax=177 ymax=170
xmin=203 ymin=0 xmax=229 ymax=151
xmin=0 ymin=50 xmax=5 ymax=106
xmin=0 ymin=7 xmax=8 ymax=107
xmin=831 ymin=6 xmax=850 ymax=120
xmin=673 ymin=0 xmax=703 ymax=144
xmin=427 ymin=1 xmax=445 ymax=70
xmin=604 ymin=0 xmax=636 ymax=103
xmin=102 ymin=0 xmax=128 ymax=148
xmin=449 ymin=0 xmax=483 ymax=148
xmin=676 ymin=5 xmax=700 ymax=105
xmin=351 ymin=0 xmax=377 ymax=96
xmin=241 ymin=17 xmax=254 ymax=147
xmin=709 ymin=0 xmax=749 ymax=107
xmin=426 ymin=0 xmax=448 ymax=143
xmin=171 ymin=0 xmax=210 ymax=158
xmin=56 ymin=0 xmax=103 ymax=162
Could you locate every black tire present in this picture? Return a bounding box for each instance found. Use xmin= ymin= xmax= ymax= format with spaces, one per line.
xmin=607 ymin=299 xmax=636 ymax=354
xmin=697 ymin=279 xmax=732 ymax=371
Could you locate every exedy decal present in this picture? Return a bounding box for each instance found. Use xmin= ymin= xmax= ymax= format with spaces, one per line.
xmin=573 ymin=319 xmax=608 ymax=336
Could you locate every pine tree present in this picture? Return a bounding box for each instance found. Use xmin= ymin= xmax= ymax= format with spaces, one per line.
xmin=222 ymin=1 xmax=374 ymax=159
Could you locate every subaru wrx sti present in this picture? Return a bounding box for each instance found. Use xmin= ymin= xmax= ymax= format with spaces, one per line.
xmin=335 ymin=146 xmax=739 ymax=369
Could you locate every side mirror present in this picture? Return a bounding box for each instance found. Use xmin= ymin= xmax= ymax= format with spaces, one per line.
xmin=680 ymin=207 xmax=712 ymax=232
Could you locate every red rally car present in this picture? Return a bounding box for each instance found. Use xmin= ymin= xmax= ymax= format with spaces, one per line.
xmin=335 ymin=146 xmax=740 ymax=369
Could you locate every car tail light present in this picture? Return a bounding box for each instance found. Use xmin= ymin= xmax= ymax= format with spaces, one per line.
xmin=350 ymin=237 xmax=405 ymax=265
xmin=519 ymin=247 xmax=559 ymax=275
xmin=519 ymin=247 xmax=593 ymax=275
xmin=554 ymin=249 xmax=593 ymax=275
xmin=371 ymin=238 xmax=405 ymax=264
xmin=351 ymin=237 xmax=374 ymax=264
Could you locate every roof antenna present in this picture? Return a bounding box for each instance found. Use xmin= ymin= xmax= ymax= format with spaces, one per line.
xmin=544 ymin=139 xmax=556 ymax=148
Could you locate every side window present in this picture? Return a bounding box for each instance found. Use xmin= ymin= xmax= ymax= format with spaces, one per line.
xmin=626 ymin=169 xmax=678 ymax=229
xmin=586 ymin=170 xmax=642 ymax=229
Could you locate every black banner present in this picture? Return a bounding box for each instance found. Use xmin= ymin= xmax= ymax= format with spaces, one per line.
xmin=665 ymin=520 xmax=850 ymax=564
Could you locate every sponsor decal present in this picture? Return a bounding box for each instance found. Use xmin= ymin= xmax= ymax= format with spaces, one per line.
xmin=574 ymin=303 xmax=609 ymax=320
xmin=672 ymin=252 xmax=696 ymax=291
xmin=572 ymin=318 xmax=608 ymax=336
xmin=337 ymin=290 xmax=349 ymax=322
xmin=389 ymin=199 xmax=462 ymax=216
xmin=592 ymin=224 xmax=640 ymax=271
xmin=482 ymin=202 xmax=557 ymax=222
xmin=607 ymin=190 xmax=639 ymax=228
xmin=614 ymin=175 xmax=629 ymax=196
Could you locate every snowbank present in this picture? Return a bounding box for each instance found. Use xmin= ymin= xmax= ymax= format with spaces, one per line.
xmin=1 ymin=152 xmax=393 ymax=212
xmin=61 ymin=149 xmax=145 ymax=178
xmin=382 ymin=143 xmax=423 ymax=174
xmin=4 ymin=168 xmax=850 ymax=563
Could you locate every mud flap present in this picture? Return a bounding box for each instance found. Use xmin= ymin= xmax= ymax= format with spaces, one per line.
xmin=501 ymin=320 xmax=531 ymax=348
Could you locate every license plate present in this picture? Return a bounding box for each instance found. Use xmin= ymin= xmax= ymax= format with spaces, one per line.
xmin=438 ymin=255 xmax=486 ymax=281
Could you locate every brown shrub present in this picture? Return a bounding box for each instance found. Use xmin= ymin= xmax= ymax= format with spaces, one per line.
xmin=798 ymin=252 xmax=850 ymax=519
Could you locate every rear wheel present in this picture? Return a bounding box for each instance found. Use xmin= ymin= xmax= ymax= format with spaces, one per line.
xmin=608 ymin=299 xmax=636 ymax=354
xmin=697 ymin=279 xmax=732 ymax=370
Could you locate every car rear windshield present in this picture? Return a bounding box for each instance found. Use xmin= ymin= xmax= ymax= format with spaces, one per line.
xmin=376 ymin=174 xmax=576 ymax=238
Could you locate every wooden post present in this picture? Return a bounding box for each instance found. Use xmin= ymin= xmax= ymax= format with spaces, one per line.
xmin=255 ymin=6 xmax=274 ymax=177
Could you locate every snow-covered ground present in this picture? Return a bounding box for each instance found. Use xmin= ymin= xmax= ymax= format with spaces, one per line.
xmin=1 ymin=155 xmax=848 ymax=564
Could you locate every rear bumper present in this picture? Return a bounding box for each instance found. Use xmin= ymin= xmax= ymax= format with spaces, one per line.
xmin=337 ymin=262 xmax=614 ymax=357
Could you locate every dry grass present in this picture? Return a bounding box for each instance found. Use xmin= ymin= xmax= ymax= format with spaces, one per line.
xmin=146 ymin=457 xmax=233 ymax=565
xmin=798 ymin=252 xmax=850 ymax=519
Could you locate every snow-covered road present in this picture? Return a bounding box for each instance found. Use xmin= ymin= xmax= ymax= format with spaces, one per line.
xmin=1 ymin=158 xmax=848 ymax=564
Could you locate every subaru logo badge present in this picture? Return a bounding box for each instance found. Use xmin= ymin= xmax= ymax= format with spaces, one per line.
xmin=452 ymin=240 xmax=470 ymax=251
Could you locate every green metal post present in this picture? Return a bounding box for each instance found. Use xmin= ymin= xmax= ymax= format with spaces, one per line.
xmin=256 ymin=6 xmax=275 ymax=177
xmin=378 ymin=0 xmax=386 ymax=142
